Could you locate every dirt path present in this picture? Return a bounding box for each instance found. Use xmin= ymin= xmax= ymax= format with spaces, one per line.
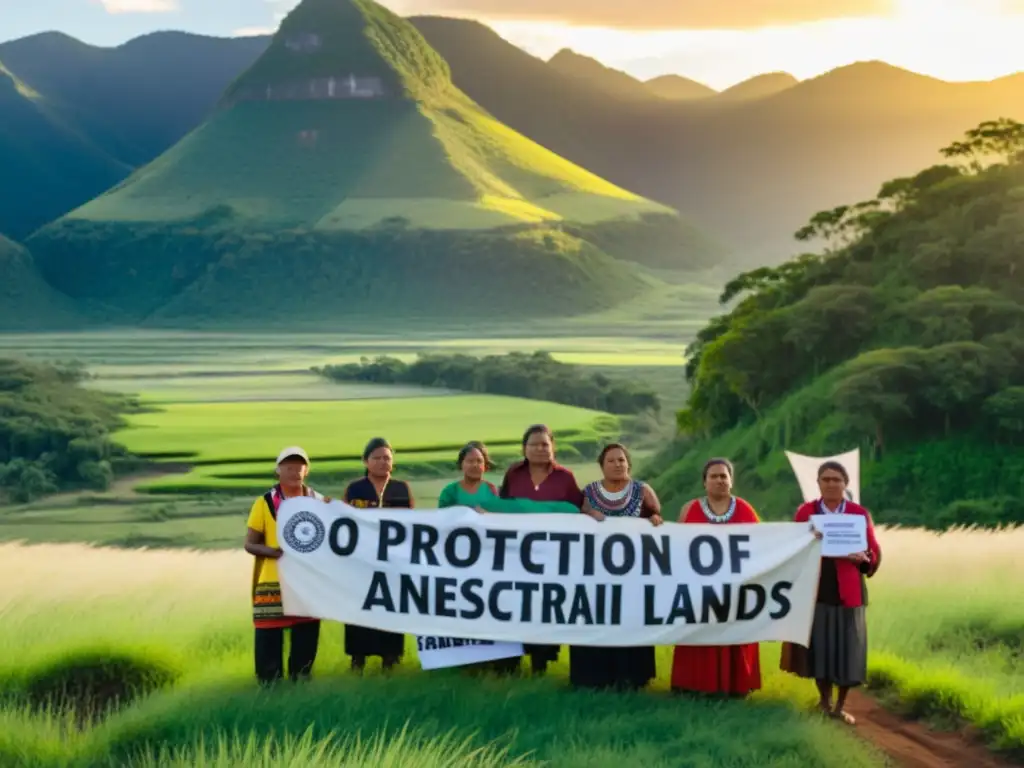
xmin=845 ymin=690 xmax=1017 ymax=768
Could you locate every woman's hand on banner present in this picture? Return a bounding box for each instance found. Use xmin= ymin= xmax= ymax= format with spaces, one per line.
xmin=845 ymin=551 xmax=869 ymax=564
xmin=649 ymin=513 xmax=664 ymax=527
xmin=809 ymin=522 xmax=823 ymax=540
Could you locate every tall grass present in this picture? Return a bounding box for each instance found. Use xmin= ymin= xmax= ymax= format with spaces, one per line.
xmin=1 ymin=526 xmax=1020 ymax=765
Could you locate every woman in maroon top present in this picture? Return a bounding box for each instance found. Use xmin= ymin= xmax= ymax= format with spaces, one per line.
xmin=499 ymin=424 xmax=585 ymax=675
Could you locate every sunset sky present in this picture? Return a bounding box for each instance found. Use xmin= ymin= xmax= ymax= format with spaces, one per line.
xmin=3 ymin=0 xmax=1024 ymax=89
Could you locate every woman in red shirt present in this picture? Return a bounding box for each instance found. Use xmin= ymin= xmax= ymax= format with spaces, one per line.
xmin=780 ymin=460 xmax=882 ymax=725
xmin=670 ymin=458 xmax=763 ymax=697
xmin=498 ymin=424 xmax=584 ymax=675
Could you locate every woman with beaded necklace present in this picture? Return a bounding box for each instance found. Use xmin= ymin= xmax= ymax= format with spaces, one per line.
xmin=670 ymin=457 xmax=763 ymax=698
xmin=570 ymin=443 xmax=663 ymax=690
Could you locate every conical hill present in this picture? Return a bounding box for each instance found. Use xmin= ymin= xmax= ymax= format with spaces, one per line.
xmin=27 ymin=0 xmax=716 ymax=326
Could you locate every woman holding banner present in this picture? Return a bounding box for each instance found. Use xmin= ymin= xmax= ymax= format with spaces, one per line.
xmin=244 ymin=446 xmax=326 ymax=685
xmin=342 ymin=437 xmax=415 ymax=673
xmin=498 ymin=424 xmax=585 ymax=675
xmin=439 ymin=441 xmax=580 ymax=676
xmin=780 ymin=460 xmax=882 ymax=726
xmin=670 ymin=458 xmax=763 ymax=697
xmin=439 ymin=441 xmax=580 ymax=515
xmin=571 ymin=443 xmax=663 ymax=690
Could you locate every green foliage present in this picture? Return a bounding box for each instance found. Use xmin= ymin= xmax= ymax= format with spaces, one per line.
xmin=656 ymin=119 xmax=1024 ymax=527
xmin=315 ymin=351 xmax=660 ymax=415
xmin=0 ymin=358 xmax=132 ymax=502
xmin=28 ymin=220 xmax=645 ymax=326
xmin=0 ymin=235 xmax=84 ymax=331
xmin=130 ymin=725 xmax=536 ymax=768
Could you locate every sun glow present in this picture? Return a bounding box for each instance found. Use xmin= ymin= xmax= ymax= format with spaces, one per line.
xmin=485 ymin=0 xmax=1024 ymax=89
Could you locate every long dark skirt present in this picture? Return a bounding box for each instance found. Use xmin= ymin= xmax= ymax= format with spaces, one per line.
xmin=344 ymin=624 xmax=404 ymax=660
xmin=524 ymin=643 xmax=561 ymax=666
xmin=569 ymin=645 xmax=656 ymax=690
xmin=781 ymin=604 xmax=867 ymax=687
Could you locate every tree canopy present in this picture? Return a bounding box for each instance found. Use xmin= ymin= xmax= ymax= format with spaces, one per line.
xmin=315 ymin=351 xmax=660 ymax=416
xmin=0 ymin=359 xmax=134 ymax=502
xmin=653 ymin=118 xmax=1024 ymax=528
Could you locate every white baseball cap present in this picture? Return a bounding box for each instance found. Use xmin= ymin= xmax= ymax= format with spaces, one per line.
xmin=276 ymin=446 xmax=309 ymax=466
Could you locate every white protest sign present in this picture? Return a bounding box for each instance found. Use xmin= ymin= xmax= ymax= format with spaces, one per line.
xmin=415 ymin=636 xmax=524 ymax=670
xmin=809 ymin=514 xmax=868 ymax=557
xmin=785 ymin=448 xmax=860 ymax=504
xmin=276 ymin=499 xmax=822 ymax=647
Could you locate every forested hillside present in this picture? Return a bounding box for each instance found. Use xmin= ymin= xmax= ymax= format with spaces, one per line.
xmin=0 ymin=235 xmax=83 ymax=329
xmin=647 ymin=119 xmax=1024 ymax=529
xmin=0 ymin=359 xmax=134 ymax=502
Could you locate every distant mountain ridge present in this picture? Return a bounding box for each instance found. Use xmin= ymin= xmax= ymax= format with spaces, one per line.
xmin=644 ymin=74 xmax=717 ymax=101
xmin=3 ymin=19 xmax=1024 ymax=263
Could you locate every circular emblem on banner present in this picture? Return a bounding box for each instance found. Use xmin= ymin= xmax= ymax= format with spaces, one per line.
xmin=283 ymin=510 xmax=325 ymax=553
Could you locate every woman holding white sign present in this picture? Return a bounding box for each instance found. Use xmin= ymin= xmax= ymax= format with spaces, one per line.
xmin=780 ymin=461 xmax=882 ymax=726
xmin=670 ymin=458 xmax=763 ymax=698
xmin=342 ymin=437 xmax=415 ymax=673
xmin=570 ymin=443 xmax=663 ymax=690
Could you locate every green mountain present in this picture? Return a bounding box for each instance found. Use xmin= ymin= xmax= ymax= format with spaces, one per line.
xmin=645 ymin=119 xmax=1024 ymax=529
xmin=0 ymin=58 xmax=128 ymax=241
xmin=0 ymin=234 xmax=82 ymax=330
xmin=26 ymin=0 xmax=717 ymax=328
xmin=645 ymin=74 xmax=717 ymax=101
xmin=0 ymin=31 xmax=269 ymax=168
xmin=7 ymin=19 xmax=1024 ymax=266
xmin=398 ymin=24 xmax=1024 ymax=263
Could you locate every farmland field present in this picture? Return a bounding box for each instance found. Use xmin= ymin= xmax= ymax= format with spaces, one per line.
xmin=114 ymin=396 xmax=608 ymax=463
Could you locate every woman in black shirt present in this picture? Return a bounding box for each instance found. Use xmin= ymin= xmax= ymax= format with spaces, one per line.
xmin=342 ymin=437 xmax=414 ymax=672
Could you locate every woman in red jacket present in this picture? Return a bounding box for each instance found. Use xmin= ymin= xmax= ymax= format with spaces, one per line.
xmin=780 ymin=460 xmax=882 ymax=725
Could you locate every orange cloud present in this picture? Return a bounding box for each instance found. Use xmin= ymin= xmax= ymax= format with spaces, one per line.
xmin=401 ymin=0 xmax=895 ymax=29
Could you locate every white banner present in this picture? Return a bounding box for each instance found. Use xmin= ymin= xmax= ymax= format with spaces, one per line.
xmin=785 ymin=448 xmax=860 ymax=504
xmin=276 ymin=499 xmax=822 ymax=647
xmin=415 ymin=636 xmax=524 ymax=670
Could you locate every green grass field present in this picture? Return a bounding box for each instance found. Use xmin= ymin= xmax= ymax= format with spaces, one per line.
xmin=114 ymin=396 xmax=606 ymax=462
xmin=2 ymin=527 xmax=1021 ymax=767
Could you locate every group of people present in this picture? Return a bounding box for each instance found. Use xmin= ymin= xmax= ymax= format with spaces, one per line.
xmin=244 ymin=424 xmax=882 ymax=726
